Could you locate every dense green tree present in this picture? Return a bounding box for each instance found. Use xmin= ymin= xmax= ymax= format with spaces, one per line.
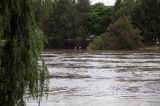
xmin=113 ymin=0 xmax=136 ymax=21
xmin=113 ymin=0 xmax=160 ymax=45
xmin=44 ymin=1 xmax=113 ymax=49
xmin=76 ymin=0 xmax=91 ymax=47
xmin=88 ymin=3 xmax=113 ymax=36
xmin=45 ymin=0 xmax=76 ymax=48
xmin=0 ymin=0 xmax=49 ymax=105
xmin=44 ymin=0 xmax=90 ymax=49
xmin=77 ymin=0 xmax=90 ymax=12
xmin=132 ymin=0 xmax=160 ymax=45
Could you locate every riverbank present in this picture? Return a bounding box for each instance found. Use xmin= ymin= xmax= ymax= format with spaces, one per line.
xmin=142 ymin=46 xmax=160 ymax=51
xmin=44 ymin=46 xmax=160 ymax=52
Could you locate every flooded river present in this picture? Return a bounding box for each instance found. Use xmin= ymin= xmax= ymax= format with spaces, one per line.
xmin=27 ymin=50 xmax=160 ymax=106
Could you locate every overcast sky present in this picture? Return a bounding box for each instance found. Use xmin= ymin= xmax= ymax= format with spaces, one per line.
xmin=91 ymin=0 xmax=116 ymax=6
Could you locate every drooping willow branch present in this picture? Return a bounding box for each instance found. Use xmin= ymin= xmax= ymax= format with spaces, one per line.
xmin=0 ymin=0 xmax=51 ymax=105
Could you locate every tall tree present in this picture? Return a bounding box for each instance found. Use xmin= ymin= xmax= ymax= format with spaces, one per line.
xmin=88 ymin=3 xmax=113 ymax=36
xmin=76 ymin=0 xmax=90 ymax=12
xmin=132 ymin=0 xmax=160 ymax=44
xmin=44 ymin=0 xmax=91 ymax=48
xmin=76 ymin=0 xmax=90 ymax=47
xmin=0 ymin=0 xmax=48 ymax=105
xmin=113 ymin=0 xmax=136 ymax=21
xmin=45 ymin=0 xmax=76 ymax=48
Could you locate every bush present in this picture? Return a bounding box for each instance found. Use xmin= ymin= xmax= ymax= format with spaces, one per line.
xmin=87 ymin=16 xmax=143 ymax=50
xmin=87 ymin=33 xmax=110 ymax=50
xmin=108 ymin=16 xmax=143 ymax=50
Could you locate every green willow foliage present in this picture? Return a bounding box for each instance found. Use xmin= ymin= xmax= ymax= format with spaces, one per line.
xmin=0 ymin=0 xmax=49 ymax=105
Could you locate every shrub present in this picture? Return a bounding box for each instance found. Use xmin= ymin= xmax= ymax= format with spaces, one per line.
xmin=87 ymin=16 xmax=143 ymax=50
xmin=87 ymin=33 xmax=110 ymax=50
xmin=108 ymin=16 xmax=143 ymax=50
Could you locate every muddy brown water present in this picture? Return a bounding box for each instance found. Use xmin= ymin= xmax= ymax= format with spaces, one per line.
xmin=27 ymin=50 xmax=160 ymax=106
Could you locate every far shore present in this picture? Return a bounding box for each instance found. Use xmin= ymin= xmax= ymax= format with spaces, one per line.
xmin=43 ymin=46 xmax=160 ymax=52
xmin=141 ymin=46 xmax=160 ymax=51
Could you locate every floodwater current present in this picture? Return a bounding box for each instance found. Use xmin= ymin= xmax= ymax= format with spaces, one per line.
xmin=27 ymin=50 xmax=160 ymax=106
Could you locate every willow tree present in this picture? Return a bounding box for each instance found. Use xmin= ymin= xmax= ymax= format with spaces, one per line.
xmin=0 ymin=0 xmax=50 ymax=105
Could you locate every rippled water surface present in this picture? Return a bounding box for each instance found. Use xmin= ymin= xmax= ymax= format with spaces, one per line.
xmin=27 ymin=50 xmax=160 ymax=106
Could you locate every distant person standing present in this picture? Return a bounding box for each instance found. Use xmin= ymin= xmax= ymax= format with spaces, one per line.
xmin=79 ymin=46 xmax=82 ymax=50
xmin=156 ymin=38 xmax=159 ymax=46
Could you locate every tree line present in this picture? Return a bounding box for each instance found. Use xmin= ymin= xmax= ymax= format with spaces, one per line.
xmin=40 ymin=0 xmax=112 ymax=49
xmin=39 ymin=0 xmax=160 ymax=50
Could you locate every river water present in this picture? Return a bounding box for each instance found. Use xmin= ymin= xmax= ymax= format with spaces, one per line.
xmin=27 ymin=50 xmax=160 ymax=106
